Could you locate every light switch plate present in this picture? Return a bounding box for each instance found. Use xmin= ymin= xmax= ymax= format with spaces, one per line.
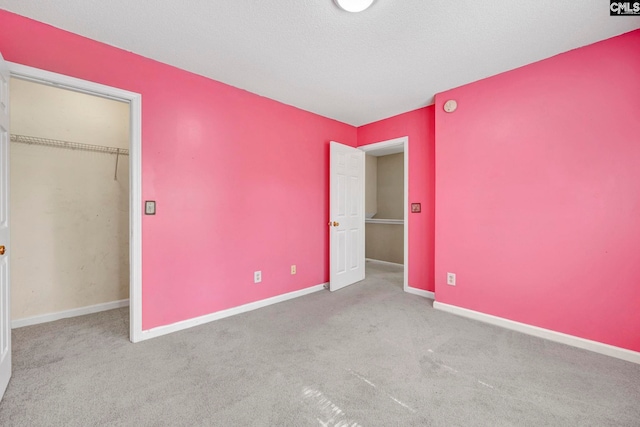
xmin=145 ymin=201 xmax=156 ymax=215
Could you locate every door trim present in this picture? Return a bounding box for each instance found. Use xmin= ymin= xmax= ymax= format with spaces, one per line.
xmin=7 ymin=62 xmax=144 ymax=343
xmin=359 ymin=136 xmax=410 ymax=292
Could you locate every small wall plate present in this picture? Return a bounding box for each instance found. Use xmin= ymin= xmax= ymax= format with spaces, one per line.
xmin=411 ymin=203 xmax=421 ymax=213
xmin=145 ymin=201 xmax=156 ymax=215
xmin=444 ymin=100 xmax=458 ymax=113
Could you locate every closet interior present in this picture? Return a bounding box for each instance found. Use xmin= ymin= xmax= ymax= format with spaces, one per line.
xmin=9 ymin=77 xmax=130 ymax=325
xmin=365 ymin=152 xmax=404 ymax=265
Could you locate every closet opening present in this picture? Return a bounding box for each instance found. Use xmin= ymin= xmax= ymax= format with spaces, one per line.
xmin=5 ymin=61 xmax=142 ymax=342
xmin=360 ymin=137 xmax=408 ymax=291
xmin=9 ymin=76 xmax=130 ymax=334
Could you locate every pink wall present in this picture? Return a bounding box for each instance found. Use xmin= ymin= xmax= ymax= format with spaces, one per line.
xmin=358 ymin=107 xmax=436 ymax=292
xmin=434 ymin=30 xmax=640 ymax=352
xmin=0 ymin=10 xmax=357 ymax=330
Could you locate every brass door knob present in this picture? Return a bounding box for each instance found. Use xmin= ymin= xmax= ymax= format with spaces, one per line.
xmin=0 ymin=245 xmax=5 ymax=255
xmin=333 ymin=222 xmax=339 ymax=227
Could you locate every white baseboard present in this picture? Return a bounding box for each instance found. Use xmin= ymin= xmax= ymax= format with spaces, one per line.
xmin=366 ymin=258 xmax=404 ymax=268
xmin=139 ymin=283 xmax=327 ymax=341
xmin=405 ymin=286 xmax=435 ymax=300
xmin=12 ymin=299 xmax=130 ymax=329
xmin=433 ymin=301 xmax=640 ymax=365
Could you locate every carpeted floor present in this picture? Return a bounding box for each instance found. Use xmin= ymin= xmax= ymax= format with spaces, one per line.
xmin=1 ymin=261 xmax=639 ymax=426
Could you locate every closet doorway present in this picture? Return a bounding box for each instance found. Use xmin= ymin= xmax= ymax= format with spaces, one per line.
xmin=5 ymin=62 xmax=142 ymax=342
xmin=9 ymin=77 xmax=130 ymax=333
xmin=360 ymin=137 xmax=408 ymax=291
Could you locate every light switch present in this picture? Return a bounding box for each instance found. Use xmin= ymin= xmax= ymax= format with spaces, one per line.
xmin=145 ymin=201 xmax=156 ymax=215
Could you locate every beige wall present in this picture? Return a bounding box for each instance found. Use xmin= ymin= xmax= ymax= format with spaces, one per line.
xmin=365 ymin=152 xmax=404 ymax=264
xmin=365 ymin=154 xmax=377 ymax=217
xmin=365 ymin=223 xmax=403 ymax=265
xmin=376 ymin=153 xmax=403 ymax=219
xmin=10 ymin=78 xmax=130 ymax=320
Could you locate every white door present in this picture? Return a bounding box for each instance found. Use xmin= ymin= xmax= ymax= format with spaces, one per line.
xmin=0 ymin=53 xmax=11 ymax=401
xmin=329 ymin=141 xmax=365 ymax=291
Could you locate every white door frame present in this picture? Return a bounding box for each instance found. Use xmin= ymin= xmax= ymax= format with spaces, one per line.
xmin=7 ymin=62 xmax=144 ymax=343
xmin=359 ymin=137 xmax=411 ymax=293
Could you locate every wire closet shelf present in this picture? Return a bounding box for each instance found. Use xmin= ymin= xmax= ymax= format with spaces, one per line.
xmin=10 ymin=134 xmax=129 ymax=180
xmin=10 ymin=134 xmax=129 ymax=156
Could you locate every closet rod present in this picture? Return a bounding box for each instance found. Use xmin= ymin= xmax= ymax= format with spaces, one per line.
xmin=10 ymin=134 xmax=129 ymax=156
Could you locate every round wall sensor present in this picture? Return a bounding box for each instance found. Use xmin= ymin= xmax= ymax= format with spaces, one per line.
xmin=444 ymin=100 xmax=457 ymax=113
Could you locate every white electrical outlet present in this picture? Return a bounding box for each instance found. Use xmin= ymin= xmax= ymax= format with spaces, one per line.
xmin=291 ymin=265 xmax=296 ymax=275
xmin=447 ymin=272 xmax=456 ymax=286
xmin=254 ymin=271 xmax=262 ymax=283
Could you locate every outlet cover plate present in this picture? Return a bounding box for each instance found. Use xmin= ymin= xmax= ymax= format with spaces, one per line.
xmin=447 ymin=272 xmax=456 ymax=286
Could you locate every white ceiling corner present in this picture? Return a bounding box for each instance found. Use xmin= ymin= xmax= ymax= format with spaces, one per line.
xmin=0 ymin=1 xmax=638 ymax=126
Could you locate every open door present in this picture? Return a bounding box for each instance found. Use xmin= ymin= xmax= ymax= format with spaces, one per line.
xmin=0 ymin=53 xmax=11 ymax=401
xmin=329 ymin=141 xmax=365 ymax=291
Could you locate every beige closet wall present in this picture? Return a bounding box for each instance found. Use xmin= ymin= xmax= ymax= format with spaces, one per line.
xmin=365 ymin=153 xmax=404 ymax=264
xmin=10 ymin=78 xmax=130 ymax=321
xmin=365 ymin=154 xmax=377 ymax=217
xmin=376 ymin=154 xmax=403 ymax=219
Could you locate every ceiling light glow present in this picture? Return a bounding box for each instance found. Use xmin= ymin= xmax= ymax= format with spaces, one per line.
xmin=334 ymin=0 xmax=375 ymax=13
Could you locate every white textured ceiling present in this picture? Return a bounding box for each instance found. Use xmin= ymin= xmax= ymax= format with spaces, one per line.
xmin=0 ymin=1 xmax=638 ymax=126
